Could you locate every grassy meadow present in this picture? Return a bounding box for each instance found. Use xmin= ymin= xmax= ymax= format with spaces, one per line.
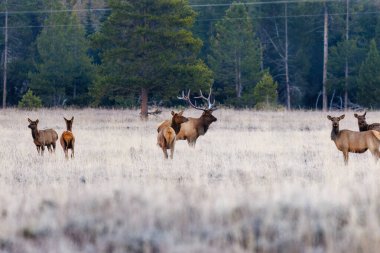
xmin=1 ymin=108 xmax=380 ymax=253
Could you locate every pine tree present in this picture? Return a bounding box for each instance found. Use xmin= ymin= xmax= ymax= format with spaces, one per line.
xmin=209 ymin=1 xmax=261 ymax=105
xmin=253 ymin=71 xmax=278 ymax=109
xmin=357 ymin=40 xmax=380 ymax=108
xmin=29 ymin=1 xmax=94 ymax=106
xmin=91 ymin=0 xmax=212 ymax=118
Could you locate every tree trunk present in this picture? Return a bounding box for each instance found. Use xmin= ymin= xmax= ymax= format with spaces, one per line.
xmin=344 ymin=0 xmax=349 ymax=111
xmin=140 ymin=87 xmax=148 ymax=120
xmin=285 ymin=3 xmax=290 ymax=110
xmin=2 ymin=0 xmax=8 ymax=109
xmin=322 ymin=2 xmax=329 ymax=112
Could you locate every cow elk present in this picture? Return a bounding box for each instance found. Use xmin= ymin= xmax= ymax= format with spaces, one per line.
xmin=354 ymin=111 xmax=380 ymax=132
xmin=327 ymin=114 xmax=380 ymax=165
xmin=28 ymin=118 xmax=58 ymax=155
xmin=157 ymin=111 xmax=188 ymax=159
xmin=175 ymin=89 xmax=217 ymax=147
xmin=60 ymin=117 xmax=75 ymax=159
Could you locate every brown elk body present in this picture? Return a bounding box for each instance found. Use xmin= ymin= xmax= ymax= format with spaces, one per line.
xmin=60 ymin=117 xmax=75 ymax=159
xmin=157 ymin=111 xmax=188 ymax=159
xmin=354 ymin=112 xmax=380 ymax=132
xmin=327 ymin=115 xmax=380 ymax=165
xmin=28 ymin=118 xmax=58 ymax=155
xmin=176 ymin=89 xmax=217 ymax=147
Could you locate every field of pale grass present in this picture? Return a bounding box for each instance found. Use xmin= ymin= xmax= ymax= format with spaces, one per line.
xmin=1 ymin=108 xmax=380 ymax=253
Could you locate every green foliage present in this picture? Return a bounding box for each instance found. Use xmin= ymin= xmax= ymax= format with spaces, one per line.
xmin=29 ymin=0 xmax=94 ymax=107
xmin=357 ymin=40 xmax=380 ymax=108
xmin=91 ymin=0 xmax=213 ymax=108
xmin=18 ymin=90 xmax=42 ymax=110
xmin=209 ymin=2 xmax=261 ymax=103
xmin=253 ymin=72 xmax=278 ymax=109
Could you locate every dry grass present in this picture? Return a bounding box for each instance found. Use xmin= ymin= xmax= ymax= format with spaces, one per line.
xmin=1 ymin=108 xmax=380 ymax=253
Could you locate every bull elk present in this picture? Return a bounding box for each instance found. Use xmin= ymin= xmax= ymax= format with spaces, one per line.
xmin=28 ymin=118 xmax=58 ymax=155
xmin=327 ymin=114 xmax=380 ymax=165
xmin=60 ymin=117 xmax=75 ymax=159
xmin=157 ymin=111 xmax=188 ymax=159
xmin=354 ymin=111 xmax=380 ymax=132
xmin=176 ymin=89 xmax=217 ymax=147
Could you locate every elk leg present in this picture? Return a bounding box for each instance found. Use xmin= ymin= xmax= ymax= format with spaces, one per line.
xmin=40 ymin=146 xmax=45 ymax=156
xmin=47 ymin=145 xmax=52 ymax=153
xmin=71 ymin=147 xmax=75 ymax=159
xmin=370 ymin=149 xmax=380 ymax=162
xmin=65 ymin=147 xmax=69 ymax=159
xmin=343 ymin=151 xmax=349 ymax=165
xmin=170 ymin=142 xmax=175 ymax=159
xmin=187 ymin=139 xmax=196 ymax=148
xmin=52 ymin=142 xmax=56 ymax=153
xmin=36 ymin=145 xmax=40 ymax=154
xmin=162 ymin=147 xmax=168 ymax=159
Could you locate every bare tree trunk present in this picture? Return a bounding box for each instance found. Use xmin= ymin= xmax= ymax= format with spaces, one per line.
xmin=344 ymin=0 xmax=349 ymax=111
xmin=2 ymin=0 xmax=8 ymax=109
xmin=140 ymin=87 xmax=148 ymax=120
xmin=285 ymin=3 xmax=290 ymax=110
xmin=322 ymin=2 xmax=329 ymax=112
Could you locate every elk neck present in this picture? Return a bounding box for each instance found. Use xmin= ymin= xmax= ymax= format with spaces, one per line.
xmin=331 ymin=125 xmax=340 ymax=141
xmin=66 ymin=123 xmax=72 ymax=131
xmin=359 ymin=123 xmax=368 ymax=132
xmin=171 ymin=118 xmax=181 ymax=134
xmin=31 ymin=127 xmax=40 ymax=140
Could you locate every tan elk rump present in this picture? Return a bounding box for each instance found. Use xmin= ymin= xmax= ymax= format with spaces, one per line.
xmin=28 ymin=118 xmax=58 ymax=155
xmin=157 ymin=111 xmax=188 ymax=159
xmin=354 ymin=111 xmax=380 ymax=132
xmin=327 ymin=114 xmax=380 ymax=165
xmin=60 ymin=117 xmax=75 ymax=159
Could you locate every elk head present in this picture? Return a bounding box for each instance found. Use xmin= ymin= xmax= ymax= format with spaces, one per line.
xmin=327 ymin=114 xmax=345 ymax=128
xmin=28 ymin=118 xmax=39 ymax=130
xmin=178 ymin=88 xmax=217 ymax=122
xmin=171 ymin=110 xmax=188 ymax=125
xmin=64 ymin=117 xmax=74 ymax=131
xmin=354 ymin=112 xmax=367 ymax=130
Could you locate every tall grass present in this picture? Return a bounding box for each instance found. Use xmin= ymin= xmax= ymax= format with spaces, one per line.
xmin=1 ymin=108 xmax=380 ymax=253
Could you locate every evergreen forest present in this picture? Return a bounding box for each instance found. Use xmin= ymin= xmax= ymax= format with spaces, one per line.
xmin=1 ymin=0 xmax=380 ymax=116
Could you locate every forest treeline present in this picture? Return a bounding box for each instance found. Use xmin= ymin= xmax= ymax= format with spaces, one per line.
xmin=1 ymin=0 xmax=380 ymax=115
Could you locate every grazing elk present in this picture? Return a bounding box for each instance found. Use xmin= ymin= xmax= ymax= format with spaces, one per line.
xmin=354 ymin=111 xmax=380 ymax=132
xmin=60 ymin=117 xmax=75 ymax=159
xmin=327 ymin=115 xmax=380 ymax=165
xmin=28 ymin=118 xmax=58 ymax=155
xmin=157 ymin=111 xmax=188 ymax=159
xmin=176 ymin=89 xmax=217 ymax=147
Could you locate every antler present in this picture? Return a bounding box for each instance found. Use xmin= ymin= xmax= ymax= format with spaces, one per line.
xmin=178 ymin=90 xmax=206 ymax=111
xmin=194 ymin=88 xmax=217 ymax=111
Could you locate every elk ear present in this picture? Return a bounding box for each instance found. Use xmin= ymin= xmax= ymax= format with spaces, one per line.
xmin=28 ymin=118 xmax=32 ymax=123
xmin=64 ymin=117 xmax=68 ymax=121
xmin=327 ymin=115 xmax=333 ymax=121
xmin=36 ymin=119 xmax=39 ymax=124
xmin=71 ymin=116 xmax=74 ymax=121
xmin=364 ymin=111 xmax=367 ymax=116
xmin=339 ymin=114 xmax=345 ymax=120
xmin=171 ymin=111 xmax=175 ymax=116
xmin=354 ymin=113 xmax=358 ymax=118
xmin=178 ymin=110 xmax=184 ymax=116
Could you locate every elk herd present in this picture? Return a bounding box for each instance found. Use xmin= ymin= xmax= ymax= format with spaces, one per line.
xmin=27 ymin=117 xmax=75 ymax=159
xmin=327 ymin=112 xmax=380 ymax=165
xmin=24 ymin=88 xmax=380 ymax=166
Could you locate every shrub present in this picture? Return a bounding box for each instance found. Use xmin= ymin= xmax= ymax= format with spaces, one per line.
xmin=18 ymin=90 xmax=42 ymax=110
xmin=253 ymin=72 xmax=278 ymax=109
